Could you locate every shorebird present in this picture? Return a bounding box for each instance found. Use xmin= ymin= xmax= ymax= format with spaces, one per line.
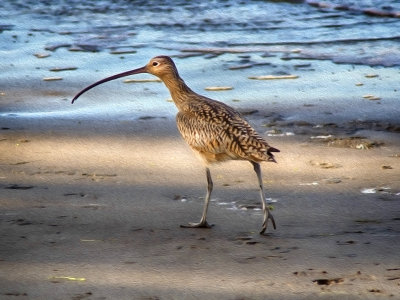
xmin=72 ymin=56 xmax=279 ymax=234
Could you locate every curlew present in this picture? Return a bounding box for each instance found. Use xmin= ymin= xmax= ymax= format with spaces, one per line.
xmin=72 ymin=56 xmax=279 ymax=234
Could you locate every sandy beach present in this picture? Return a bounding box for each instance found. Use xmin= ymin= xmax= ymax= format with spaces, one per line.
xmin=1 ymin=1 xmax=400 ymax=299
xmin=1 ymin=94 xmax=399 ymax=299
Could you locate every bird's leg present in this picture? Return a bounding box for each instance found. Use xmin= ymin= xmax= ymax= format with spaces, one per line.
xmin=181 ymin=167 xmax=213 ymax=229
xmin=251 ymin=162 xmax=276 ymax=234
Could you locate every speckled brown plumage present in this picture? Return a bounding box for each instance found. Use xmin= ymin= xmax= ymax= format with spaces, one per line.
xmin=176 ymin=98 xmax=277 ymax=164
xmin=150 ymin=56 xmax=279 ymax=165
xmin=71 ymin=55 xmax=279 ymax=234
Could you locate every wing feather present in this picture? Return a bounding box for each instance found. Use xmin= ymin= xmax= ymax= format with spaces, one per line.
xmin=176 ymin=96 xmax=278 ymax=163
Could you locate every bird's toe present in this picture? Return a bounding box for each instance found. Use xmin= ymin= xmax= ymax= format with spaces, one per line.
xmin=180 ymin=221 xmax=213 ymax=229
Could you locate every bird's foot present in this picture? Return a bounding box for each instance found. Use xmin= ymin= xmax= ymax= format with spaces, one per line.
xmin=259 ymin=211 xmax=277 ymax=235
xmin=180 ymin=221 xmax=213 ymax=229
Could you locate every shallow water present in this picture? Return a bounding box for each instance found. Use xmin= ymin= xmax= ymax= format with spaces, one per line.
xmin=0 ymin=0 xmax=399 ymax=123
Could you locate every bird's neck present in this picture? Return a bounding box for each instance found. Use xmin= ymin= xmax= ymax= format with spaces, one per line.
xmin=161 ymin=73 xmax=195 ymax=111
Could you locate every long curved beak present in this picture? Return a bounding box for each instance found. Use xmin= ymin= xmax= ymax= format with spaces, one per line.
xmin=71 ymin=66 xmax=147 ymax=104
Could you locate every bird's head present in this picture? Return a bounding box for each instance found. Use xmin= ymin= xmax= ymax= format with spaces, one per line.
xmin=145 ymin=56 xmax=179 ymax=79
xmin=71 ymin=55 xmax=178 ymax=104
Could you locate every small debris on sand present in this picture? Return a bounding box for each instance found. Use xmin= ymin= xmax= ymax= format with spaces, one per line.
xmin=204 ymin=86 xmax=233 ymax=91
xmin=248 ymin=75 xmax=299 ymax=80
xmin=43 ymin=77 xmax=63 ymax=81
xmin=49 ymin=67 xmax=78 ymax=72
xmin=312 ymin=136 xmax=383 ymax=149
xmin=34 ymin=52 xmax=51 ymax=58
xmin=363 ymin=94 xmax=381 ymax=101
xmin=124 ymin=78 xmax=162 ymax=83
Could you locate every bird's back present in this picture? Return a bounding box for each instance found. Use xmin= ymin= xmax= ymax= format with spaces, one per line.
xmin=176 ymin=94 xmax=278 ymax=164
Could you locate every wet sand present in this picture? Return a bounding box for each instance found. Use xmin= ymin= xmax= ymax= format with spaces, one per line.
xmin=1 ymin=95 xmax=399 ymax=299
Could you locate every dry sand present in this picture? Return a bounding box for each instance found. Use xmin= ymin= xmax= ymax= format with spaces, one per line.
xmin=1 ymin=98 xmax=399 ymax=299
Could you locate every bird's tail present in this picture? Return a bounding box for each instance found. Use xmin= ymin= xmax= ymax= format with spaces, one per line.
xmin=267 ymin=147 xmax=280 ymax=163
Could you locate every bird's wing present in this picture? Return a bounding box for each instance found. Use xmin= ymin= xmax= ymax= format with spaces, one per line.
xmin=176 ymin=110 xmax=227 ymax=156
xmin=176 ymin=98 xmax=278 ymax=162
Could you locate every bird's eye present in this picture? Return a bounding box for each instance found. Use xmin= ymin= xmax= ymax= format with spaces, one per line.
xmin=152 ymin=61 xmax=159 ymax=67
